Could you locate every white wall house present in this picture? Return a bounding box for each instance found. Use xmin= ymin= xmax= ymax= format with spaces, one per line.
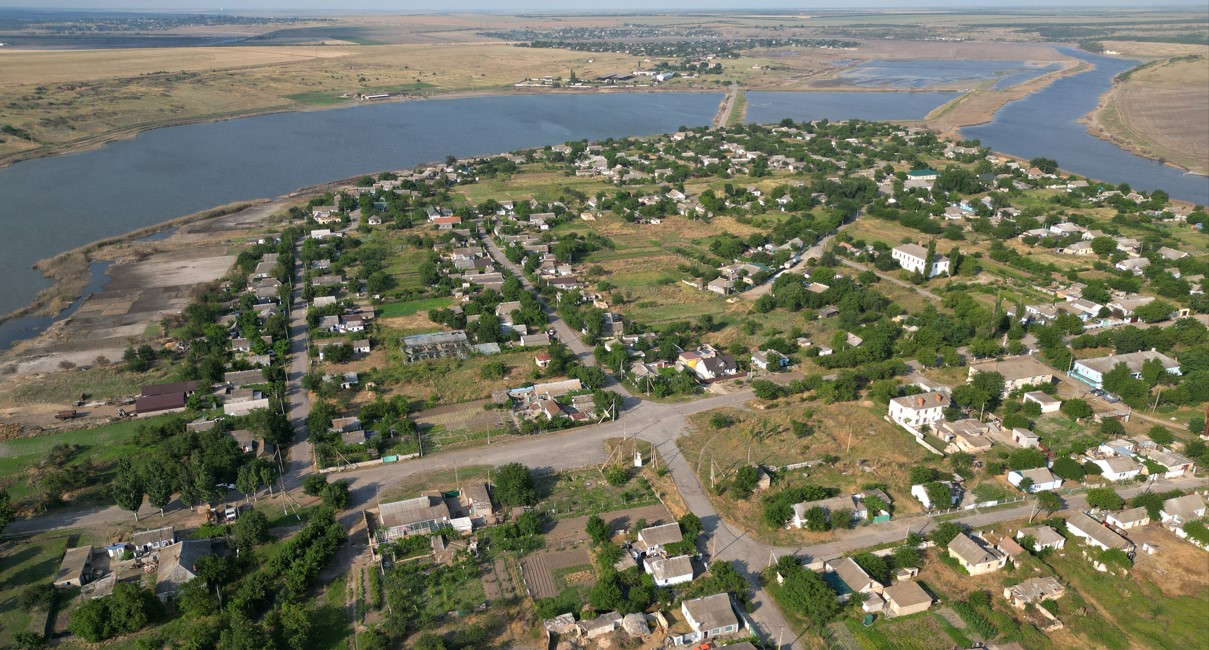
xmin=891 ymin=243 xmax=949 ymax=278
xmin=1071 ymin=350 xmax=1181 ymax=390
xmin=1007 ymin=467 xmax=1063 ymax=492
xmin=1092 ymin=456 xmax=1141 ymax=482
xmin=889 ymin=392 xmax=950 ymax=429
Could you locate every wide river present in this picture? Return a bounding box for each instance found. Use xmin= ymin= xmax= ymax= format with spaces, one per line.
xmin=0 ymin=48 xmax=1205 ymax=328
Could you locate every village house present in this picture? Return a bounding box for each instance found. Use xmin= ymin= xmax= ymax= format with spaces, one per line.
xmin=1071 ymin=350 xmax=1181 ymax=390
xmin=824 ymin=557 xmax=883 ymax=596
xmin=402 ymin=331 xmax=472 ymax=363
xmin=1160 ymin=494 xmax=1207 ymax=525
xmin=1140 ymin=447 xmax=1196 ymax=478
xmin=1067 ymin=512 xmax=1134 ymax=554
xmin=882 ymin=580 xmax=933 ymax=617
xmin=1017 ymin=525 xmax=1067 ymax=551
xmin=792 ymin=494 xmax=867 ymax=529
xmin=751 ymin=349 xmax=789 ymax=370
xmin=890 ymin=243 xmax=949 ymax=278
xmin=888 ymin=392 xmax=950 ymax=429
xmin=1091 ymin=456 xmax=1142 ymax=482
xmin=155 ymin=539 xmax=213 ymax=600
xmin=54 ymin=546 xmax=92 ymax=589
xmin=646 ymin=555 xmax=695 ymax=587
xmin=911 ymin=481 xmax=960 ymax=509
xmin=1023 ymin=391 xmax=1062 ymax=414
xmin=967 ymin=356 xmax=1054 ymax=395
xmin=132 ymin=526 xmax=176 ymax=553
xmin=378 ymin=496 xmax=454 ymax=541
xmin=635 ymin=522 xmax=682 ymax=555
xmin=1107 ymin=507 xmax=1151 ymax=530
xmin=681 ymin=593 xmax=741 ymax=640
xmin=1009 ymin=427 xmax=1041 ymax=449
xmin=947 ymin=533 xmax=1007 ymax=575
xmin=1007 ymin=467 xmax=1063 ymax=492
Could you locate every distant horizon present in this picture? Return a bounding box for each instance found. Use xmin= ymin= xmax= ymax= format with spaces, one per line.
xmin=1 ymin=2 xmax=1205 ymax=13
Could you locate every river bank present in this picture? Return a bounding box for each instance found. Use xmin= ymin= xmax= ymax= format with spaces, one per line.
xmin=0 ymin=200 xmax=266 ymax=325
xmin=924 ymin=57 xmax=1086 ymax=139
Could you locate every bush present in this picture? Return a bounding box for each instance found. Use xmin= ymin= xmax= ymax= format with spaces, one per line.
xmin=19 ymin=583 xmax=55 ymax=611
xmin=302 ymin=474 xmax=328 ymax=496
xmin=604 ymin=466 xmax=630 ymax=487
xmin=1147 ymin=426 xmax=1174 ymax=446
xmin=709 ymin=413 xmax=736 ymax=429
xmin=1061 ymin=399 xmax=1093 ymax=419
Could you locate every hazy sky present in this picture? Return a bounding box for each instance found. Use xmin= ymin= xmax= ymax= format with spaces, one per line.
xmin=0 ymin=0 xmax=1195 ymax=11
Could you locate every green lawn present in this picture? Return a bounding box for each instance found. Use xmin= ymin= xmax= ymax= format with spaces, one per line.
xmin=379 ymin=297 xmax=454 ymax=318
xmin=0 ymin=532 xmax=68 ymax=647
xmin=844 ymin=611 xmax=972 ymax=650
xmin=1045 ymin=548 xmax=1208 ymax=648
xmin=0 ymin=415 xmax=177 ymax=506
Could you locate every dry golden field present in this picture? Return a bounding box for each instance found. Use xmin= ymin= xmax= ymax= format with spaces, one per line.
xmin=0 ymin=42 xmax=637 ymax=162
xmin=1093 ymin=52 xmax=1209 ymax=175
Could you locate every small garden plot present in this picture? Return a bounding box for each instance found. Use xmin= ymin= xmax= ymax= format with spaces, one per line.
xmin=534 ymin=468 xmax=660 ymax=519
xmin=378 ymin=296 xmax=453 ymax=319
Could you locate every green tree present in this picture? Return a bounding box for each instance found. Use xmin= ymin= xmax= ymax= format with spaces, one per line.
xmin=13 ymin=632 xmax=46 ymax=650
xmin=775 ymin=556 xmax=840 ymax=627
xmin=679 ymin=513 xmax=703 ymax=539
xmin=1086 ymin=488 xmax=1124 ymax=511
xmin=232 ymin=508 xmax=270 ymax=554
xmin=111 ymin=458 xmax=145 ymax=521
xmin=852 ymin=552 xmax=890 ymax=584
xmin=142 ymin=457 xmax=177 ymax=517
xmin=1147 ymin=426 xmax=1174 ymax=446
xmin=586 ymin=515 xmax=610 ymax=545
xmin=321 ymin=480 xmax=351 ymax=510
xmin=588 ymin=571 xmax=624 ymax=611
xmin=279 ymin=600 xmax=313 ymax=650
xmin=1061 ymin=398 xmax=1093 ymax=419
xmin=175 ymin=578 xmax=219 ymax=618
xmin=494 ymin=463 xmax=537 ymax=506
xmin=1050 ymin=457 xmax=1085 ymax=481
xmin=894 ymin=544 xmax=921 ymax=568
xmin=1036 ymin=491 xmax=1063 ymax=516
xmin=0 ymin=489 xmax=14 ymax=536
xmin=929 ymin=521 xmax=965 ymax=547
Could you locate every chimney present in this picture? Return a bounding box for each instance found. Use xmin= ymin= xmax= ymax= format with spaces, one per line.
xmin=935 ymin=393 xmax=943 ymax=403
xmin=917 ymin=396 xmax=925 ymax=407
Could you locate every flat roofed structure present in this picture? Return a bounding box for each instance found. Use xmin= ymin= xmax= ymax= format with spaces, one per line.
xmin=378 ymin=496 xmax=453 ymax=541
xmin=55 ymin=546 xmax=92 ymax=588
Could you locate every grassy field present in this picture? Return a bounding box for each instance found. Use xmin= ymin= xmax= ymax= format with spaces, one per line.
xmin=0 ymin=532 xmax=69 ymax=647
xmin=0 ymin=415 xmax=177 ymax=507
xmin=0 ymin=42 xmax=638 ymax=161
xmin=0 ymin=364 xmax=173 ymax=407
xmin=1093 ymin=53 xmax=1209 ymax=175
xmin=679 ymin=400 xmax=934 ymax=544
xmin=378 ymin=296 xmax=453 ymax=318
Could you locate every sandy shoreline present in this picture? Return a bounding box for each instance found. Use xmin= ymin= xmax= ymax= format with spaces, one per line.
xmin=0 ymin=200 xmax=267 ymax=326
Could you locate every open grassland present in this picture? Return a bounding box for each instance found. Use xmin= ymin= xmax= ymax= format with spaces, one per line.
xmin=1092 ymin=53 xmax=1209 ymax=175
xmin=0 ymin=532 xmax=70 ymax=647
xmin=0 ymin=415 xmax=176 ymax=508
xmin=678 ymin=400 xmax=933 ymax=545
